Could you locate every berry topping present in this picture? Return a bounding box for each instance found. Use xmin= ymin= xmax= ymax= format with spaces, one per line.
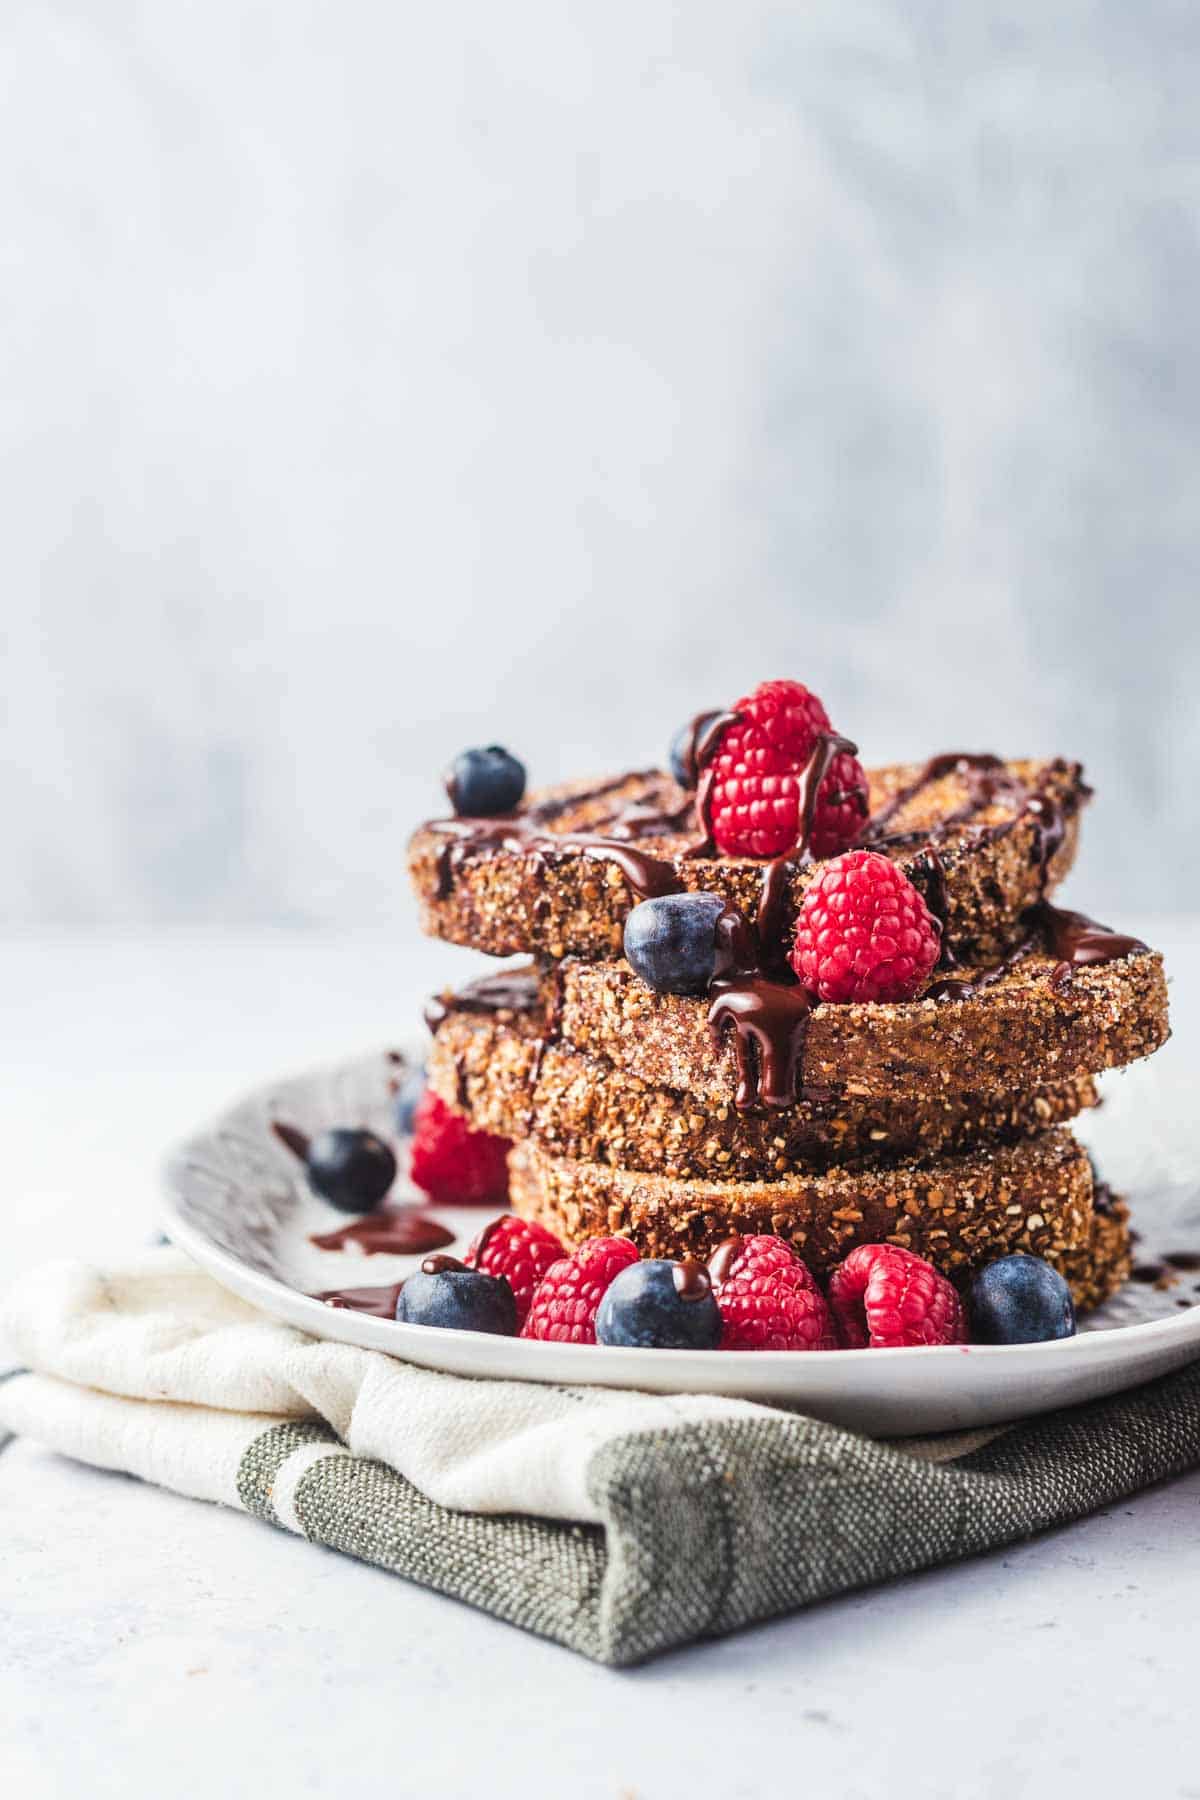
xmin=668 ymin=711 xmax=719 ymax=787
xmin=464 ymin=1214 xmax=564 ymax=1326
xmin=708 ymin=1235 xmax=837 ymax=1351
xmin=408 ymin=1090 xmax=511 ymax=1206
xmin=521 ymin=1235 xmax=640 ymax=1344
xmin=395 ymin=1258 xmax=518 ymax=1336
xmin=305 ymin=1128 xmax=397 ymax=1214
xmin=595 ymin=1259 xmax=722 ymax=1350
xmin=827 ymin=1243 xmax=966 ymax=1348
xmin=705 ymin=680 xmax=867 ymax=859
xmin=445 ymin=745 xmax=526 ymax=817
xmin=623 ymin=892 xmax=726 ymax=996
xmin=393 ymin=1062 xmax=427 ymax=1136
xmin=791 ymin=849 xmax=941 ymax=1003
xmin=969 ymin=1255 xmax=1076 ymax=1345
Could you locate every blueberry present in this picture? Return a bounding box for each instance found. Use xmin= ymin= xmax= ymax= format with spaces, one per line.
xmin=668 ymin=711 xmax=718 ymax=787
xmin=595 ymin=1260 xmax=722 ymax=1350
xmin=394 ymin=1063 xmax=427 ymax=1136
xmin=445 ymin=745 xmax=526 ymax=817
xmin=306 ymin=1128 xmax=397 ymax=1214
xmin=623 ymin=893 xmax=725 ymax=996
xmin=395 ymin=1260 xmax=518 ymax=1335
xmin=969 ymin=1255 xmax=1077 ymax=1345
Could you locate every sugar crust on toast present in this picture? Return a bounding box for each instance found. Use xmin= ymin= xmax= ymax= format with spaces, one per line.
xmin=408 ymin=757 xmax=1087 ymax=962
xmin=508 ymin=1130 xmax=1103 ymax=1295
xmin=428 ymin=992 xmax=1101 ymax=1177
xmin=547 ymin=944 xmax=1168 ymax=1104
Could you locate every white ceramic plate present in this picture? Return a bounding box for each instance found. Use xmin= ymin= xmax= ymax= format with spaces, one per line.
xmin=163 ymin=1048 xmax=1200 ymax=1436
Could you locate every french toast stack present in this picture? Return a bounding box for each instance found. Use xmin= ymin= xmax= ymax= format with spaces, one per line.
xmin=408 ymin=722 xmax=1169 ymax=1314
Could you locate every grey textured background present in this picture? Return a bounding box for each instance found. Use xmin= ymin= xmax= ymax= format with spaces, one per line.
xmin=4 ymin=2 xmax=1197 ymax=930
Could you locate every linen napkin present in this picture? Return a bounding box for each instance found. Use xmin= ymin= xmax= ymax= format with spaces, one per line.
xmin=4 ymin=1247 xmax=1200 ymax=1666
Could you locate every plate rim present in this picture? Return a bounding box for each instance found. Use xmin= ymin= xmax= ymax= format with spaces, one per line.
xmin=161 ymin=1149 xmax=1200 ymax=1377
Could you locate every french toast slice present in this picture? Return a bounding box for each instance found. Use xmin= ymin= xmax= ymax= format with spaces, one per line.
xmin=427 ymin=985 xmax=1100 ymax=1176
xmin=408 ymin=756 xmax=1087 ymax=962
xmin=1062 ymin=1191 xmax=1133 ymax=1314
xmin=547 ymin=940 xmax=1168 ymax=1104
xmin=508 ymin=1130 xmax=1113 ymax=1303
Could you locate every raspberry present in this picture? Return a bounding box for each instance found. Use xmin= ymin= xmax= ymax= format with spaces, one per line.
xmin=521 ymin=1236 xmax=641 ymax=1344
xmin=710 ymin=1235 xmax=837 ymax=1351
xmin=408 ymin=1090 xmax=511 ymax=1206
xmin=827 ymin=1244 xmax=966 ymax=1348
xmin=791 ymin=848 xmax=941 ymax=1003
xmin=705 ymin=679 xmax=867 ymax=860
xmin=464 ymin=1214 xmax=564 ymax=1325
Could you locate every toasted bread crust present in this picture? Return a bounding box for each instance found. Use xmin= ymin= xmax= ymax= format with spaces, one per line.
xmin=408 ymin=757 xmax=1086 ymax=962
xmin=506 ymin=1138 xmax=1127 ymax=1312
xmin=428 ymin=1000 xmax=1100 ymax=1176
xmin=1059 ymin=1196 xmax=1133 ymax=1313
xmin=548 ymin=945 xmax=1168 ymax=1103
xmin=509 ymin=1130 xmax=1096 ymax=1285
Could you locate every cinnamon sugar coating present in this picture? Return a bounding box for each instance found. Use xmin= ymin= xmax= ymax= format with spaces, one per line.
xmin=1058 ymin=1195 xmax=1133 ymax=1313
xmin=428 ymin=1000 xmax=1100 ymax=1177
xmin=408 ymin=757 xmax=1087 ymax=963
xmin=508 ymin=1131 xmax=1099 ymax=1295
xmin=549 ymin=946 xmax=1168 ymax=1104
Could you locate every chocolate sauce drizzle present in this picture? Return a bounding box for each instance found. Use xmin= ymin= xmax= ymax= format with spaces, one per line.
xmin=428 ymin=812 xmax=682 ymax=906
xmin=672 ymin=1259 xmax=714 ymax=1300
xmin=1034 ymin=903 xmax=1148 ymax=991
xmin=755 ymin=856 xmax=796 ymax=975
xmin=463 ymin=1214 xmax=508 ymax=1265
xmin=925 ymin=933 xmax=1038 ymax=1002
xmin=427 ymin=768 xmax=680 ymax=900
xmin=909 ymin=844 xmax=955 ymax=969
xmin=701 ymin=733 xmax=865 ymax=1110
xmin=792 ymin=733 xmax=861 ymax=859
xmin=425 ymin=744 xmax=1085 ymax=955
xmin=857 ymin=751 xmax=1083 ymax=889
xmin=862 ymin=752 xmax=1008 ymax=841
xmin=424 ymin=736 xmax=1140 ymax=1110
xmin=314 ymin=1282 xmax=404 ymax=1318
xmin=673 ymin=711 xmax=732 ymax=789
xmin=707 ymin=911 xmax=815 ymax=1112
xmin=700 ymin=745 xmax=1134 ymax=1091
xmin=423 ymin=722 xmax=857 ymax=913
xmin=424 ymin=966 xmax=541 ymax=1034
xmin=925 ymin=902 xmax=1147 ymax=1003
xmin=419 ymin=1253 xmax=466 ymax=1275
xmin=690 ymin=710 xmax=744 ymax=852
xmin=706 ymin=1237 xmax=743 ymax=1286
xmin=271 ymin=1121 xmax=310 ymax=1161
xmin=309 ymin=1208 xmax=456 ymax=1257
xmin=676 ymin=709 xmax=723 ymax=788
xmin=855 ymin=752 xmax=1139 ymax=1000
xmin=692 ymin=724 xmax=857 ymax=869
xmin=605 ymin=797 xmax=696 ymax=841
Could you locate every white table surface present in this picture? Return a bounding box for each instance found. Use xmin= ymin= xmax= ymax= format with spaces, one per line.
xmin=3 ymin=923 xmax=1199 ymax=1800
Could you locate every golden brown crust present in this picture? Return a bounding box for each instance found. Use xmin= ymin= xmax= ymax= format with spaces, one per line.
xmin=408 ymin=757 xmax=1087 ymax=962
xmin=1060 ymin=1196 xmax=1132 ymax=1313
xmin=508 ymin=1130 xmax=1096 ymax=1282
xmin=428 ymin=1001 xmax=1100 ymax=1176
xmin=549 ymin=946 xmax=1168 ymax=1103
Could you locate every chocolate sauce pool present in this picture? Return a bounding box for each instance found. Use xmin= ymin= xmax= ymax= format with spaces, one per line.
xmin=316 ymin=1282 xmax=405 ymax=1318
xmin=308 ymin=1209 xmax=455 ymax=1257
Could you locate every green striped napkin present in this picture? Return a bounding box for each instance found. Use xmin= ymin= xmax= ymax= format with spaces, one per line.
xmin=3 ymin=1249 xmax=1198 ymax=1665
